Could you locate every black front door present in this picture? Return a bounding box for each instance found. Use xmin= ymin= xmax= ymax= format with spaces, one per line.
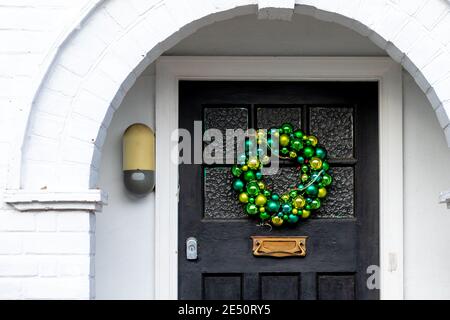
xmin=178 ymin=81 xmax=379 ymax=300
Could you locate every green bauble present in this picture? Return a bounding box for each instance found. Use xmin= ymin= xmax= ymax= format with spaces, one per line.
xmin=246 ymin=203 xmax=259 ymax=215
xmin=267 ymin=200 xmax=280 ymax=213
xmin=290 ymin=139 xmax=303 ymax=152
xmin=289 ymin=190 xmax=298 ymax=198
xmin=281 ymin=147 xmax=289 ymax=155
xmin=232 ymin=179 xmax=244 ymax=191
xmin=301 ymin=174 xmax=309 ymax=182
xmin=281 ymin=123 xmax=293 ymax=135
xmin=271 ymin=194 xmax=279 ymax=201
xmin=294 ymin=130 xmax=304 ymax=139
xmin=322 ymin=162 xmax=330 ymax=171
xmin=244 ymin=170 xmax=256 ymax=182
xmin=259 ymin=212 xmax=270 ymax=220
xmin=303 ymin=146 xmax=314 ymax=158
xmin=289 ymin=151 xmax=297 ymax=159
xmin=231 ymin=165 xmax=242 ymax=177
xmin=263 ymin=190 xmax=271 ymax=197
xmin=322 ymin=174 xmax=332 ymax=186
xmin=255 ymin=171 xmax=262 ymax=179
xmin=279 ymin=134 xmax=290 ymax=147
xmin=282 ymin=203 xmax=292 ymax=213
xmin=246 ymin=181 xmax=260 ymax=196
xmin=311 ymin=198 xmax=321 ymax=210
xmin=306 ymin=185 xmax=318 ymax=197
xmin=281 ymin=194 xmax=290 ymax=202
xmin=301 ymin=165 xmax=309 ymax=173
xmin=297 ymin=156 xmax=305 ymax=164
xmin=315 ymin=147 xmax=327 ymax=159
xmin=288 ymin=214 xmax=299 ymax=224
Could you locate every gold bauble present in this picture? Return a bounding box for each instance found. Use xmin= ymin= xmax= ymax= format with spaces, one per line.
xmin=239 ymin=192 xmax=249 ymax=203
xmin=257 ymin=181 xmax=265 ymax=190
xmin=272 ymin=216 xmax=284 ymax=226
xmin=289 ymin=151 xmax=297 ymax=159
xmin=310 ymin=157 xmax=323 ymax=170
xmin=318 ymin=187 xmax=327 ymax=198
xmin=257 ymin=130 xmax=266 ymax=139
xmin=281 ymin=194 xmax=290 ymax=202
xmin=259 ymin=207 xmax=265 ymax=213
xmin=293 ymin=196 xmax=306 ymax=209
xmin=279 ymin=134 xmax=290 ymax=147
xmin=255 ymin=194 xmax=267 ymax=206
xmin=247 ymin=157 xmax=260 ymax=170
xmin=308 ymin=135 xmax=318 ymax=146
xmin=302 ymin=210 xmax=311 ymax=218
xmin=261 ymin=155 xmax=271 ymax=165
xmin=241 ymin=165 xmax=248 ymax=171
xmin=301 ymin=174 xmax=309 ymax=182
xmin=292 ymin=208 xmax=298 ymax=215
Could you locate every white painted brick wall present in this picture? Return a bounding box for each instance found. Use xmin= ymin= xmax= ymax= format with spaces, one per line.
xmin=0 ymin=0 xmax=449 ymax=300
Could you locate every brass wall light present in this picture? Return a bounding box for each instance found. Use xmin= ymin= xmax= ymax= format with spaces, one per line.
xmin=123 ymin=123 xmax=155 ymax=194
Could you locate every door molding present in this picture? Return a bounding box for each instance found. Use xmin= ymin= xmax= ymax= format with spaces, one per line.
xmin=155 ymin=56 xmax=403 ymax=300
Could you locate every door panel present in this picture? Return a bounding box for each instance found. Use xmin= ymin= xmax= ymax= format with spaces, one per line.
xmin=178 ymin=81 xmax=379 ymax=300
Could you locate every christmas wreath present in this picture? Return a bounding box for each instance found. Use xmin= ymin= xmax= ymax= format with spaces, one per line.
xmin=231 ymin=123 xmax=332 ymax=227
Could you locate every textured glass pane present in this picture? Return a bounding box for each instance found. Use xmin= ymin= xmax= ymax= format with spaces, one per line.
xmin=264 ymin=167 xmax=300 ymax=196
xmin=315 ymin=167 xmax=354 ymax=218
xmin=204 ymin=167 xmax=247 ymax=219
xmin=257 ymin=107 xmax=302 ymax=129
xmin=204 ymin=107 xmax=248 ymax=164
xmin=310 ymin=107 xmax=353 ymax=159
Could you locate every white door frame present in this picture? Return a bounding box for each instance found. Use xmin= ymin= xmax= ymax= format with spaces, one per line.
xmin=155 ymin=56 xmax=403 ymax=300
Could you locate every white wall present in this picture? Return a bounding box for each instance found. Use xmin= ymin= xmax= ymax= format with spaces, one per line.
xmin=97 ymin=14 xmax=450 ymax=299
xmin=96 ymin=71 xmax=155 ymax=299
xmin=403 ymin=71 xmax=450 ymax=299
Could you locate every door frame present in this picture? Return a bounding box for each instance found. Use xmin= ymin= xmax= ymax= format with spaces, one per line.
xmin=155 ymin=56 xmax=403 ymax=300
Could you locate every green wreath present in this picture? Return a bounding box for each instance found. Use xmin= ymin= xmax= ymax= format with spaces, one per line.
xmin=231 ymin=123 xmax=332 ymax=227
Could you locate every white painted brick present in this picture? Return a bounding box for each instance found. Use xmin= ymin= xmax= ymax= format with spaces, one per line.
xmin=44 ymin=64 xmax=82 ymax=97
xmin=23 ymin=233 xmax=93 ymax=255
xmin=97 ymin=50 xmax=134 ymax=84
xmin=61 ymin=138 xmax=95 ymax=165
xmin=426 ymin=87 xmax=443 ymax=110
xmin=23 ymin=277 xmax=91 ymax=299
xmin=0 ymin=233 xmax=22 ymax=254
xmin=432 ymin=12 xmax=450 ymax=47
xmin=23 ymin=135 xmax=59 ymax=162
xmin=37 ymin=257 xmax=58 ymax=277
xmin=0 ymin=212 xmax=35 ymax=231
xmin=412 ymin=69 xmax=432 ymax=93
xmin=0 ymin=279 xmax=22 ymax=299
xmin=94 ymin=125 xmax=108 ymax=149
xmin=72 ymin=89 xmax=109 ymax=123
xmin=36 ymin=212 xmax=58 ymax=232
xmin=368 ymin=31 xmax=388 ymax=50
xmin=104 ymin=0 xmax=139 ymax=29
xmin=432 ymin=76 xmax=450 ymax=104
xmin=30 ymin=112 xmax=65 ymax=140
xmin=397 ymin=0 xmax=427 ymax=16
xmin=406 ymin=35 xmax=442 ymax=70
xmin=66 ymin=113 xmax=102 ymax=144
xmin=58 ymin=212 xmax=93 ymax=232
xmin=419 ymin=50 xmax=450 ymax=85
xmin=372 ymin=5 xmax=410 ymax=43
xmin=83 ymin=70 xmax=121 ymax=102
xmin=21 ymin=161 xmax=57 ymax=190
xmin=82 ymin=8 xmax=123 ymax=44
xmin=414 ymin=0 xmax=449 ymax=30
xmin=353 ymin=0 xmax=390 ymax=28
xmin=57 ymin=255 xmax=92 ymax=277
xmin=57 ymin=163 xmax=92 ymax=190
xmin=142 ymin=3 xmax=181 ymax=43
xmin=0 ymin=256 xmax=38 ymax=277
xmin=33 ymin=89 xmax=72 ymax=117
xmin=386 ymin=42 xmax=405 ymax=63
xmin=129 ymin=0 xmax=161 ymax=16
xmin=392 ymin=19 xmax=428 ymax=54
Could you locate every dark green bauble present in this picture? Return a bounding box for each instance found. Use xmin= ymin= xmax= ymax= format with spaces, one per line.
xmin=289 ymin=190 xmax=298 ymax=198
xmin=301 ymin=165 xmax=309 ymax=173
xmin=246 ymin=203 xmax=258 ymax=215
xmin=311 ymin=198 xmax=321 ymax=210
xmin=315 ymin=147 xmax=327 ymax=159
xmin=267 ymin=200 xmax=280 ymax=213
xmin=305 ymin=204 xmax=312 ymax=211
xmin=303 ymin=146 xmax=314 ymax=158
xmin=255 ymin=171 xmax=262 ymax=179
xmin=246 ymin=181 xmax=260 ymax=196
xmin=290 ymin=139 xmax=303 ymax=152
xmin=306 ymin=197 xmax=312 ymax=204
xmin=322 ymin=162 xmax=330 ymax=171
xmin=288 ymin=214 xmax=299 ymax=224
xmin=263 ymin=190 xmax=271 ymax=197
xmin=311 ymin=172 xmax=320 ymax=182
xmin=281 ymin=147 xmax=289 ymax=155
xmin=259 ymin=212 xmax=270 ymax=220
xmin=283 ymin=214 xmax=289 ymax=221
xmin=281 ymin=123 xmax=293 ymax=135
xmin=282 ymin=203 xmax=292 ymax=213
xmin=297 ymin=184 xmax=305 ymax=190
xmin=294 ymin=130 xmax=304 ymax=139
xmin=306 ymin=185 xmax=318 ymax=197
xmin=244 ymin=170 xmax=256 ymax=182
xmin=249 ymin=197 xmax=255 ymax=204
xmin=278 ymin=212 xmax=284 ymax=218
xmin=231 ymin=165 xmax=242 ymax=177
xmin=322 ymin=173 xmax=332 ymax=186
xmin=232 ymin=179 xmax=244 ymax=191
xmin=297 ymin=156 xmax=305 ymax=164
xmin=271 ymin=194 xmax=279 ymax=201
